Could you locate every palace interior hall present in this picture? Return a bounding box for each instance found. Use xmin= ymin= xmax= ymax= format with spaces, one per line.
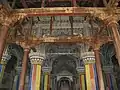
xmin=0 ymin=0 xmax=120 ymax=90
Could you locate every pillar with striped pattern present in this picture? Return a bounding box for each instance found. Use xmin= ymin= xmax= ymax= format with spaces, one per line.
xmin=29 ymin=52 xmax=44 ymax=90
xmin=81 ymin=51 xmax=98 ymax=90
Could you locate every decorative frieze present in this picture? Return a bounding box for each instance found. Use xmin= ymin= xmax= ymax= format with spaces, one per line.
xmin=81 ymin=52 xmax=95 ymax=64
xmin=29 ymin=52 xmax=44 ymax=65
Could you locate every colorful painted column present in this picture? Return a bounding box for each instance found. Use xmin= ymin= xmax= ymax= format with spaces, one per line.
xmin=81 ymin=52 xmax=98 ymax=90
xmin=103 ymin=66 xmax=118 ymax=90
xmin=29 ymin=52 xmax=44 ymax=90
xmin=42 ymin=67 xmax=51 ymax=90
xmin=0 ymin=53 xmax=11 ymax=82
xmin=77 ymin=67 xmax=86 ymax=90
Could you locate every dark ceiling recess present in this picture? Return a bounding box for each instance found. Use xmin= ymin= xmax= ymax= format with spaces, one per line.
xmin=46 ymin=1 xmax=72 ymax=7
xmin=2 ymin=0 xmax=110 ymax=9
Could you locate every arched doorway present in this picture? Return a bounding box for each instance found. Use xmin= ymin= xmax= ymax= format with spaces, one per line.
xmin=51 ymin=55 xmax=77 ymax=90
xmin=57 ymin=77 xmax=72 ymax=90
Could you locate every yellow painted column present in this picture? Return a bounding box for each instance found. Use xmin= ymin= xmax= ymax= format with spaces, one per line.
xmin=44 ymin=72 xmax=49 ymax=90
xmin=29 ymin=52 xmax=44 ymax=90
xmin=42 ymin=67 xmax=51 ymax=90
xmin=80 ymin=74 xmax=86 ymax=90
xmin=0 ymin=53 xmax=11 ymax=82
xmin=81 ymin=52 xmax=97 ymax=90
xmin=77 ymin=67 xmax=86 ymax=90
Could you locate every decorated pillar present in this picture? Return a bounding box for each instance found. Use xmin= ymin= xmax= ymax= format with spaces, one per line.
xmin=0 ymin=53 xmax=11 ymax=82
xmin=77 ymin=67 xmax=86 ymax=90
xmin=104 ymin=17 xmax=120 ymax=65
xmin=42 ymin=67 xmax=51 ymax=90
xmin=29 ymin=52 xmax=44 ymax=90
xmin=94 ymin=48 xmax=105 ymax=90
xmin=81 ymin=52 xmax=98 ymax=90
xmin=103 ymin=66 xmax=118 ymax=90
xmin=19 ymin=48 xmax=30 ymax=90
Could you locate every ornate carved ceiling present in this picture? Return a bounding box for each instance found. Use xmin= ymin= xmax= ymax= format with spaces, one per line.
xmin=0 ymin=0 xmax=119 ymax=71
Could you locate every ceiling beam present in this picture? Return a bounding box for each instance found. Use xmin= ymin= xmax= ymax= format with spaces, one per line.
xmin=7 ymin=35 xmax=112 ymax=46
xmin=14 ymin=7 xmax=118 ymax=17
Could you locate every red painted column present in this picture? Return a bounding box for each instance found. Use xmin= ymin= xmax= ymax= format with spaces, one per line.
xmin=19 ymin=48 xmax=30 ymax=90
xmin=0 ymin=25 xmax=9 ymax=63
xmin=94 ymin=49 xmax=105 ymax=90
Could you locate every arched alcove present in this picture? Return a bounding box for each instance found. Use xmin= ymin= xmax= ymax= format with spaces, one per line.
xmin=0 ymin=43 xmax=24 ymax=90
xmin=51 ymin=55 xmax=77 ymax=90
xmin=57 ymin=77 xmax=72 ymax=90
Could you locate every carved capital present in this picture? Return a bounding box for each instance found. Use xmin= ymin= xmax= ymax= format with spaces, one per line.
xmin=103 ymin=15 xmax=118 ymax=27
xmin=29 ymin=52 xmax=44 ymax=65
xmin=76 ymin=67 xmax=85 ymax=74
xmin=91 ymin=7 xmax=118 ymax=26
xmin=42 ymin=67 xmax=52 ymax=74
xmin=81 ymin=52 xmax=95 ymax=64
